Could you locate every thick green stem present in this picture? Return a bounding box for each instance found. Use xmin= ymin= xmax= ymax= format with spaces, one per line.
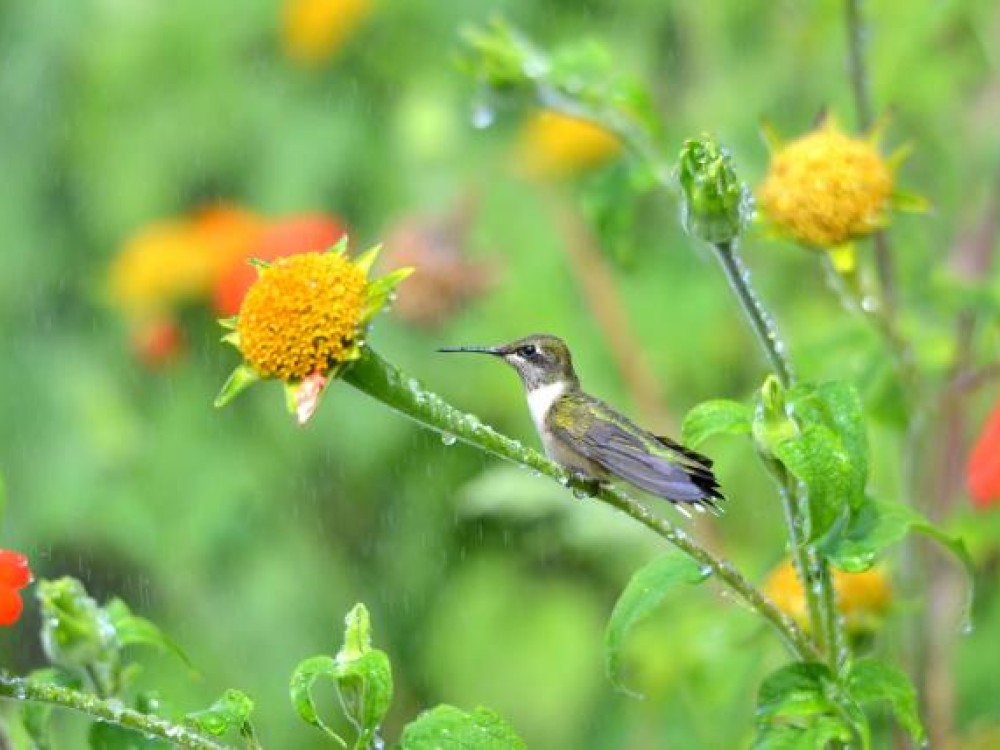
xmin=0 ymin=672 xmax=227 ymax=750
xmin=342 ymin=348 xmax=820 ymax=662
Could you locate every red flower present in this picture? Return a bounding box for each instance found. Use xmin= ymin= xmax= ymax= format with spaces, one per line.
xmin=212 ymin=214 xmax=348 ymax=316
xmin=0 ymin=549 xmax=32 ymax=626
xmin=131 ymin=317 xmax=185 ymax=369
xmin=968 ymin=398 xmax=1000 ymax=508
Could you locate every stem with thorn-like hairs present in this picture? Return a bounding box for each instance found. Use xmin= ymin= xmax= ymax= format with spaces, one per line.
xmin=0 ymin=673 xmax=227 ymax=750
xmin=342 ymin=347 xmax=821 ymax=662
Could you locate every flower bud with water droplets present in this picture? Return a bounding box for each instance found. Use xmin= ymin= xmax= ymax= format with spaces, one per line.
xmin=38 ymin=578 xmax=120 ymax=688
xmin=677 ymin=136 xmax=753 ymax=245
xmin=752 ymin=376 xmax=799 ymax=458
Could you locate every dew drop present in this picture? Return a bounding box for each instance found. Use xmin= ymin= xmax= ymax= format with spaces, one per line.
xmin=470 ymin=102 xmax=495 ymax=130
xmin=440 ymin=433 xmax=457 ymax=446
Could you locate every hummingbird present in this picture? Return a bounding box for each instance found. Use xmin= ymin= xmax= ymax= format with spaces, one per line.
xmin=439 ymin=334 xmax=724 ymax=513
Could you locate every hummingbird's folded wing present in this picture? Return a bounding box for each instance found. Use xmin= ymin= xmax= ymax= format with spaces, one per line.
xmin=550 ymin=416 xmax=724 ymax=507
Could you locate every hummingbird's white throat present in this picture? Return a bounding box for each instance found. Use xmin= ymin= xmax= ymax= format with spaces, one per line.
xmin=526 ymin=381 xmax=567 ymax=434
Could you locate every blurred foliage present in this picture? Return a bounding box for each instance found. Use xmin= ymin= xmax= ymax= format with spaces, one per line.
xmin=2 ymin=0 xmax=1000 ymax=748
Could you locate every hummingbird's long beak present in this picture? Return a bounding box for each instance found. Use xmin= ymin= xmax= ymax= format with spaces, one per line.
xmin=437 ymin=345 xmax=503 ymax=356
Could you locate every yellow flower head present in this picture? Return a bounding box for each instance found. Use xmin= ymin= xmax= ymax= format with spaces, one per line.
xmin=282 ymin=0 xmax=374 ymax=65
xmin=514 ymin=110 xmax=622 ymax=180
xmin=764 ymin=559 xmax=891 ymax=634
xmin=758 ymin=119 xmax=894 ymax=248
xmin=109 ymin=222 xmax=218 ymax=315
xmin=237 ymin=252 xmax=366 ymax=381
xmin=216 ymin=240 xmax=411 ymax=424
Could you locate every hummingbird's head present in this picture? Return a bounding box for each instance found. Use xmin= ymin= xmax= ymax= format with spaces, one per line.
xmin=439 ymin=334 xmax=579 ymax=390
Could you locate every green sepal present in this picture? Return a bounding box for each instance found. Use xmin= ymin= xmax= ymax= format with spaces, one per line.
xmin=218 ymin=316 xmax=238 ymax=330
xmin=247 ymin=257 xmax=270 ymax=271
xmin=361 ymin=267 xmax=415 ymax=324
xmin=221 ymin=331 xmax=240 ymax=348
xmin=605 ymin=551 xmax=709 ymax=697
xmin=329 ymin=235 xmax=350 ymax=256
xmin=890 ymin=188 xmax=931 ymax=214
xmin=352 ymin=243 xmax=383 ymax=275
xmin=214 ymin=365 xmax=260 ymax=408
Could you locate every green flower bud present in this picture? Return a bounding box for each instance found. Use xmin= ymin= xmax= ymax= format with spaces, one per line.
xmin=37 ymin=578 xmax=120 ymax=690
xmin=753 ymin=375 xmax=799 ymax=458
xmin=677 ymin=135 xmax=753 ymax=244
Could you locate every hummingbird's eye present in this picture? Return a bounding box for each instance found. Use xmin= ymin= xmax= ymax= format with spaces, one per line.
xmin=519 ymin=344 xmax=538 ymax=358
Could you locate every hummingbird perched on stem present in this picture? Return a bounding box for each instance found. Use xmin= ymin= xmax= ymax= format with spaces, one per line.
xmin=439 ymin=334 xmax=724 ymax=514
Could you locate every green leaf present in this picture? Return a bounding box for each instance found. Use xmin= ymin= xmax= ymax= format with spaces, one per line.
xmin=752 ymin=716 xmax=852 ymax=750
xmin=681 ymin=399 xmax=752 ymax=447
xmin=847 ymin=659 xmax=924 ymax=743
xmin=105 ymin=599 xmax=195 ymax=671
xmin=773 ymin=425 xmax=853 ymax=542
xmin=185 ymin=689 xmax=255 ymax=738
xmin=787 ymin=382 xmax=868 ymax=504
xmin=605 ymin=551 xmax=709 ymax=696
xmin=289 ymin=655 xmax=346 ymax=746
xmin=823 ymin=498 xmax=975 ymax=624
xmin=213 ymin=365 xmax=259 ymax=408
xmin=89 ymin=721 xmax=171 ymax=749
xmin=399 ymin=705 xmax=526 ymax=750
xmin=756 ymin=662 xmax=837 ymax=720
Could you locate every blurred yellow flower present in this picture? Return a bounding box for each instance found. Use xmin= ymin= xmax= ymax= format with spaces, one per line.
xmin=109 ymin=222 xmax=218 ymax=315
xmin=237 ymin=252 xmax=367 ymax=381
xmin=758 ymin=119 xmax=894 ymax=248
xmin=281 ymin=0 xmax=374 ymax=64
xmin=514 ymin=110 xmax=622 ymax=179
xmin=109 ymin=206 xmax=264 ymax=318
xmin=764 ymin=559 xmax=891 ymax=634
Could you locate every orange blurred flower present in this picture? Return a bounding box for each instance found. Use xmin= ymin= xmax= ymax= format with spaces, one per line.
xmin=514 ymin=110 xmax=622 ymax=180
xmin=131 ymin=317 xmax=185 ymax=370
xmin=968 ymin=398 xmax=1000 ymax=509
xmin=764 ymin=559 xmax=891 ymax=634
xmin=281 ymin=0 xmax=374 ymax=64
xmin=0 ymin=549 xmax=32 ymax=626
xmin=212 ymin=214 xmax=348 ymax=316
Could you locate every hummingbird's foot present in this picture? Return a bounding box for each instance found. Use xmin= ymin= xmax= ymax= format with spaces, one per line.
xmin=567 ymin=472 xmax=602 ymax=499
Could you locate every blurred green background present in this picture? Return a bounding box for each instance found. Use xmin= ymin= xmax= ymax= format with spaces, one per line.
xmin=2 ymin=0 xmax=1000 ymax=747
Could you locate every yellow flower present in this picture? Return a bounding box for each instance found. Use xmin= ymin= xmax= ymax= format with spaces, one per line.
xmin=109 ymin=222 xmax=218 ymax=315
xmin=237 ymin=252 xmax=367 ymax=381
xmin=281 ymin=0 xmax=374 ymax=64
xmin=758 ymin=119 xmax=897 ymax=248
xmin=514 ymin=110 xmax=622 ymax=179
xmin=216 ymin=240 xmax=411 ymax=424
xmin=764 ymin=559 xmax=891 ymax=634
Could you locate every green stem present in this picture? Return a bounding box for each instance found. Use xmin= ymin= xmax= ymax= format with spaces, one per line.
xmin=0 ymin=672 xmax=227 ymax=750
xmin=711 ymin=241 xmax=795 ymax=387
xmin=711 ymin=242 xmax=847 ymax=670
xmin=342 ymin=348 xmax=821 ymax=662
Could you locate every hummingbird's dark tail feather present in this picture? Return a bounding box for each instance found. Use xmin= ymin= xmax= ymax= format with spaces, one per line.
xmin=654 ymin=435 xmax=715 ymax=469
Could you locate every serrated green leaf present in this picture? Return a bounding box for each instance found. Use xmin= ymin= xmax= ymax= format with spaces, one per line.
xmin=352 ymin=244 xmax=382 ymax=275
xmin=335 ymin=650 xmax=393 ymax=737
xmin=339 ymin=603 xmax=372 ymax=660
xmin=681 ymin=399 xmax=752 ymax=447
xmin=214 ymin=365 xmax=259 ymax=408
xmin=399 ymin=705 xmax=526 ymax=750
xmin=289 ymin=655 xmax=346 ymax=746
xmin=847 ymin=659 xmax=924 ymax=743
xmin=105 ymin=599 xmax=195 ymax=671
xmin=185 ymin=689 xmax=255 ymax=739
xmin=773 ymin=425 xmax=853 ymax=542
xmin=605 ymin=551 xmax=709 ymax=696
